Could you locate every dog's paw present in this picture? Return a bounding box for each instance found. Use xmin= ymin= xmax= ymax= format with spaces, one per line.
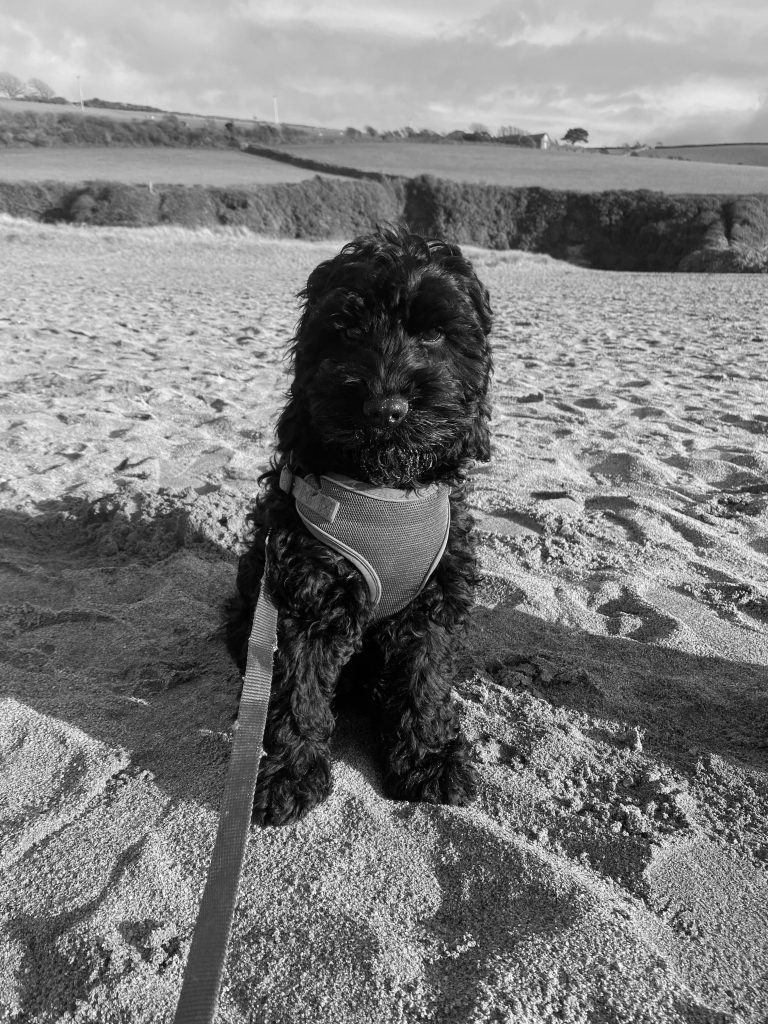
xmin=251 ymin=758 xmax=332 ymax=827
xmin=385 ymin=746 xmax=478 ymax=807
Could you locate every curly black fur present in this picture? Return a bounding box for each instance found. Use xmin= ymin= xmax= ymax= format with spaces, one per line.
xmin=225 ymin=225 xmax=493 ymax=825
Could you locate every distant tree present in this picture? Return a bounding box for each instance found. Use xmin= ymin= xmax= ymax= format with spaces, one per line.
xmin=0 ymin=71 xmax=24 ymax=98
xmin=25 ymin=77 xmax=55 ymax=100
xmin=364 ymin=125 xmax=378 ymax=137
xmin=562 ymin=127 xmax=589 ymax=145
xmin=469 ymin=122 xmax=490 ymax=135
xmin=344 ymin=126 xmax=362 ymax=138
xmin=499 ymin=125 xmax=528 ymax=137
xmin=465 ymin=127 xmax=492 ymax=142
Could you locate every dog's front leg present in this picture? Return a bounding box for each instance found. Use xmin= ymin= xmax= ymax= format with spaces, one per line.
xmin=252 ymin=538 xmax=369 ymax=826
xmin=374 ymin=607 xmax=477 ymax=807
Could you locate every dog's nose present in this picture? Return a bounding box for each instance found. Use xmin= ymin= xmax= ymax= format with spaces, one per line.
xmin=362 ymin=395 xmax=409 ymax=426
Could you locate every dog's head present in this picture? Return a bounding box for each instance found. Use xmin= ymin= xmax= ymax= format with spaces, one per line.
xmin=276 ymin=226 xmax=493 ymax=488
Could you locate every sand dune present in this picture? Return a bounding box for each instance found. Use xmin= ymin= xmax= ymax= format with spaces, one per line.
xmin=1 ymin=219 xmax=766 ymax=1023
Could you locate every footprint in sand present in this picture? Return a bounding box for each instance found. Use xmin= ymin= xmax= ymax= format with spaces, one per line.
xmin=572 ymin=397 xmax=619 ymax=411
xmin=629 ymin=405 xmax=672 ymax=420
xmin=472 ymin=731 xmax=518 ymax=765
xmin=719 ymin=412 xmax=768 ymax=436
xmin=589 ymin=451 xmax=676 ymax=488
xmin=596 ymin=588 xmax=678 ymax=642
xmin=584 ymin=496 xmax=649 ymax=547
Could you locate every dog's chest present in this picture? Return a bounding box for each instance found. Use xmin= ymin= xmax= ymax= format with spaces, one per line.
xmin=280 ymin=468 xmax=451 ymax=619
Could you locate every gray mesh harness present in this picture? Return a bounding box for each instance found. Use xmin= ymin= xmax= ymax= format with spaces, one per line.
xmin=174 ymin=466 xmax=451 ymax=1023
xmin=280 ymin=466 xmax=451 ymax=619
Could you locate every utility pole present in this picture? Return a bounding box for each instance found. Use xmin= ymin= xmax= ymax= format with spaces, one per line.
xmin=273 ymin=95 xmax=279 ymax=125
xmin=77 ymin=76 xmax=84 ymax=113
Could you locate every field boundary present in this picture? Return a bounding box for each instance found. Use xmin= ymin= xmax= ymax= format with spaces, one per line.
xmin=242 ymin=144 xmax=394 ymax=183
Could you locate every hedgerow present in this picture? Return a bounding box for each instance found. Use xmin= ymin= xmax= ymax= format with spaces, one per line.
xmin=0 ymin=176 xmax=401 ymax=237
xmin=0 ymin=171 xmax=766 ymax=271
xmin=0 ymin=108 xmax=318 ymax=149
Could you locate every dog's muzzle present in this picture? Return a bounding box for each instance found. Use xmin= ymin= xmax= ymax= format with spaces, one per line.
xmin=280 ymin=466 xmax=451 ymax=620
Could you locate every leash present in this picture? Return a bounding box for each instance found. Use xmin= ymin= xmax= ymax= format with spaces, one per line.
xmin=173 ymin=548 xmax=277 ymax=1024
xmin=172 ymin=470 xmax=450 ymax=1021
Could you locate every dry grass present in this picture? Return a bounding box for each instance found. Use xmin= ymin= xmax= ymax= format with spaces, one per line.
xmin=0 ymin=212 xmax=345 ymax=250
xmin=0 ymin=213 xmax=250 ymax=244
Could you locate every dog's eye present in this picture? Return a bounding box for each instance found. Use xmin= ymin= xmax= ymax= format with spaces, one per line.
xmin=419 ymin=329 xmax=444 ymax=347
xmin=343 ymin=326 xmax=365 ymax=341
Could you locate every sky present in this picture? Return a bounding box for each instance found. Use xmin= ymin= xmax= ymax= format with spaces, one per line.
xmin=1 ymin=0 xmax=767 ymax=147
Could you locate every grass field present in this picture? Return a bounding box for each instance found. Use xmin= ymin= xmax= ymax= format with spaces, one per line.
xmin=4 ymin=140 xmax=768 ymax=195
xmin=653 ymin=144 xmax=768 ymax=167
xmin=273 ymin=140 xmax=768 ymax=194
xmin=0 ymin=147 xmax=329 ymax=185
xmin=3 ymin=98 xmax=768 ymax=194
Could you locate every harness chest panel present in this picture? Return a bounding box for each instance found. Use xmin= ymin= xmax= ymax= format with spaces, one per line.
xmin=280 ymin=468 xmax=451 ymax=620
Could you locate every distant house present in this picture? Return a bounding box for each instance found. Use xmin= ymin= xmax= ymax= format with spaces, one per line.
xmin=497 ymin=131 xmax=553 ymax=149
xmin=446 ymin=128 xmax=553 ymax=147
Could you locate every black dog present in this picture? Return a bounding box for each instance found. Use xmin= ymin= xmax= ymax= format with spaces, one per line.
xmin=226 ymin=226 xmax=493 ymax=825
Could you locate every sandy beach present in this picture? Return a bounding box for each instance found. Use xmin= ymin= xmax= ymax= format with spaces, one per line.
xmin=1 ymin=219 xmax=767 ymax=1023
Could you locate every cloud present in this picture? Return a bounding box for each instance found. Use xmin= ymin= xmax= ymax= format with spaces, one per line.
xmin=0 ymin=0 xmax=766 ymax=144
xmin=739 ymin=94 xmax=768 ymax=141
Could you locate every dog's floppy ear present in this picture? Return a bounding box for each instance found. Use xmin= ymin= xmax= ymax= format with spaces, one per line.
xmin=430 ymin=241 xmax=493 ymax=338
xmin=464 ymin=393 xmax=492 ymax=463
xmin=454 ymin=258 xmax=493 ymax=340
xmin=300 ymin=258 xmax=341 ymax=312
xmin=275 ymin=387 xmax=317 ymax=465
xmin=464 ymin=276 xmax=493 ymax=338
xmin=275 ymin=392 xmax=302 ymax=455
xmin=298 ymin=235 xmax=370 ymax=313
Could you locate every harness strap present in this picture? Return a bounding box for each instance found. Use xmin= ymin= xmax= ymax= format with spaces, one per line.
xmin=280 ymin=465 xmax=339 ymax=522
xmin=173 ymin=549 xmax=277 ymax=1024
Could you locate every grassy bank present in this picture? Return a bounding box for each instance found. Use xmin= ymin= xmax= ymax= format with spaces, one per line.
xmin=1 ymin=175 xmax=766 ymax=272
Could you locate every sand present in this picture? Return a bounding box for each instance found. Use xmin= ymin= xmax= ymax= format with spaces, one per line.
xmin=0 ymin=218 xmax=766 ymax=1024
